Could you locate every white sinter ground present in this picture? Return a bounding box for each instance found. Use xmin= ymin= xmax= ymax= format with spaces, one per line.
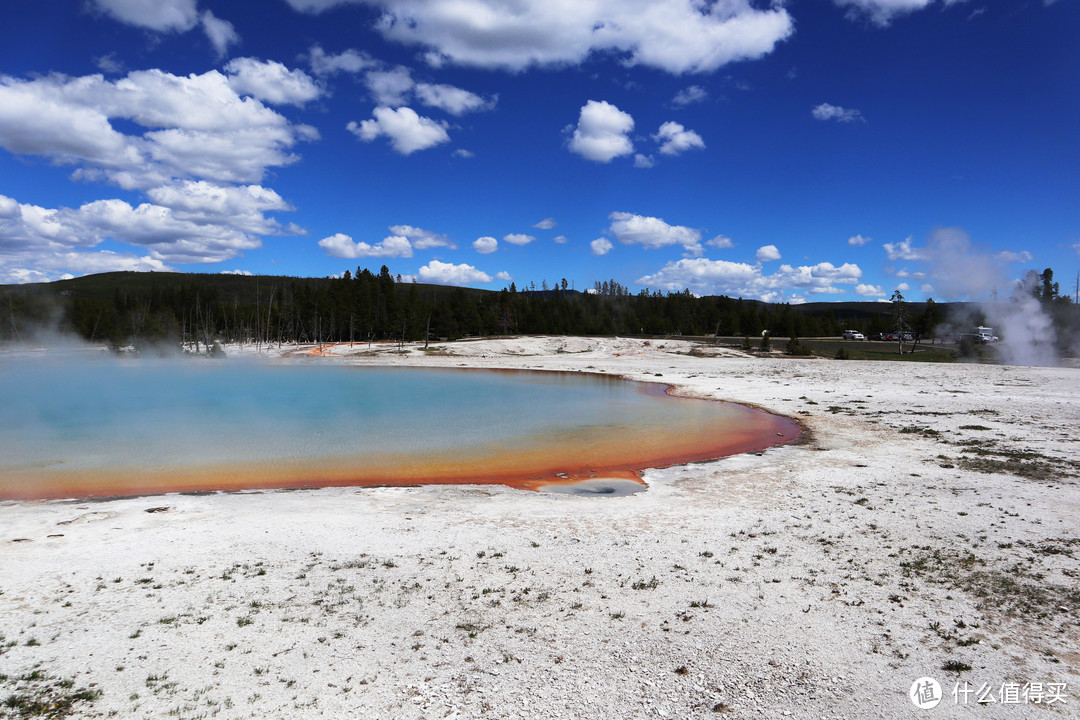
xmin=1 ymin=336 xmax=1077 ymax=719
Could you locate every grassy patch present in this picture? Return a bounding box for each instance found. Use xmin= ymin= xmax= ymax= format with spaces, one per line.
xmin=1 ymin=672 xmax=102 ymax=718
xmin=792 ymin=339 xmax=959 ymax=363
xmin=900 ymin=426 xmax=940 ymax=437
xmin=900 ymin=549 xmax=1080 ymax=620
xmin=631 ymin=576 xmax=660 ymax=591
xmin=955 ymin=445 xmax=1079 ymax=481
xmin=959 ymin=456 xmax=1061 ymax=482
xmin=942 ymin=660 xmax=972 ymax=674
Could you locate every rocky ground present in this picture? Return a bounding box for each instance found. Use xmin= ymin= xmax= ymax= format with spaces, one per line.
xmin=1 ymin=336 xmax=1077 ymax=718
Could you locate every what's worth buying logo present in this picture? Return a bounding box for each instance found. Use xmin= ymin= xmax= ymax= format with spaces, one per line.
xmin=910 ymin=677 xmax=943 ymax=709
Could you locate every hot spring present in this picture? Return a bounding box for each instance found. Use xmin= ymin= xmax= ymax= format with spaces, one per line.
xmin=0 ymin=356 xmax=798 ymax=500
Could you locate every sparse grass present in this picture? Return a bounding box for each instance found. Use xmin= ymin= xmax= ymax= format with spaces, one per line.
xmin=631 ymin=576 xmax=660 ymax=591
xmin=942 ymin=660 xmax=972 ymax=673
xmin=954 ymin=444 xmax=1079 ymax=481
xmin=900 ymin=548 xmax=1080 ymax=620
xmin=792 ymin=339 xmax=957 ymax=362
xmin=900 ymin=426 xmax=940 ymax=437
xmin=1 ymin=678 xmax=102 ymax=719
xmin=330 ymin=558 xmax=369 ymax=571
xmin=959 ymin=456 xmax=1062 ymax=482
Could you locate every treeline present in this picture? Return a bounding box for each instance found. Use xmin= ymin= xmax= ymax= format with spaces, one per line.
xmin=1 ymin=266 xmax=1074 ymax=351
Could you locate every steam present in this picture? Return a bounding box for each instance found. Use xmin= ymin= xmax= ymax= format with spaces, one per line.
xmin=0 ymin=291 xmax=100 ymax=355
xmin=990 ymin=274 xmax=1059 ymax=366
xmin=919 ymin=228 xmax=1062 ymax=367
xmin=1 ymin=288 xmax=188 ymax=358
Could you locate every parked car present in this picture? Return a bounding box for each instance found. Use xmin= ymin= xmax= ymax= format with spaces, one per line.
xmin=842 ymin=330 xmax=865 ymax=340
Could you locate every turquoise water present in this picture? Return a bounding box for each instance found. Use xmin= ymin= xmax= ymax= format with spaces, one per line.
xmin=0 ymin=355 xmax=795 ymax=499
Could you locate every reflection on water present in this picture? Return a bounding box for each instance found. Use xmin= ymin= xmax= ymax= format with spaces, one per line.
xmin=535 ymin=479 xmax=645 ymax=497
xmin=0 ymin=356 xmax=797 ymax=500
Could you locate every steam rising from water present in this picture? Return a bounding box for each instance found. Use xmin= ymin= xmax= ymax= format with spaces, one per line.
xmin=922 ymin=228 xmax=1065 ymax=366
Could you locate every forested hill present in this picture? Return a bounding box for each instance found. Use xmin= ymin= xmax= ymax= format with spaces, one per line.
xmin=3 ymin=268 xmax=950 ymax=349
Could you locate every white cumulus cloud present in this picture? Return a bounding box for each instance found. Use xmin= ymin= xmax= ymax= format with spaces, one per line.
xmin=473 ymin=236 xmax=497 ymax=254
xmin=532 ymin=217 xmax=557 ymax=230
xmin=848 ymin=233 xmax=872 ymax=246
xmin=707 ymin=235 xmax=733 ymax=249
xmin=995 ymin=250 xmax=1034 ymax=264
xmin=225 ymin=58 xmax=321 ymax=106
xmin=92 ymin=0 xmax=200 ymax=32
xmin=318 ymin=232 xmax=413 ymax=258
xmin=883 ymin=236 xmax=927 ymax=261
xmin=833 ymin=0 xmax=935 ymax=27
xmin=672 ymin=85 xmax=707 ymax=106
xmin=0 ymin=190 xmax=278 ymax=270
xmin=637 ymin=256 xmax=865 ymax=301
xmin=361 ymin=66 xmax=494 ymax=115
xmin=348 ymin=106 xmax=450 ymax=155
xmin=1 ymin=251 xmax=172 ymax=284
xmin=95 ymin=53 xmax=124 ymax=74
xmin=0 ymin=68 xmax=316 ymax=190
xmin=414 ymin=83 xmax=496 ymax=115
xmin=569 ymin=100 xmax=634 ymax=163
xmin=365 ymin=67 xmax=415 ymax=106
xmin=283 ymin=0 xmax=794 ymax=75
xmin=201 ymin=11 xmax=239 ymax=58
xmin=756 ymin=244 xmax=781 ymax=262
xmin=812 ymin=103 xmax=865 ymax=123
xmin=503 ymin=233 xmax=535 ymax=246
xmin=591 ymin=238 xmax=613 ymax=256
xmin=389 ymin=224 xmax=456 ymax=249
xmin=855 ymin=283 xmax=886 ymax=296
xmin=608 ymin=211 xmax=703 ymax=257
xmin=653 ymin=121 xmax=705 ymax=156
xmin=308 ymin=46 xmax=377 ymax=76
xmin=91 ymin=1 xmax=240 ymax=58
xmin=638 ymin=258 xmax=760 ymax=294
xmin=0 ymin=66 xmax=321 ymax=279
xmin=417 ymin=259 xmax=492 ymax=286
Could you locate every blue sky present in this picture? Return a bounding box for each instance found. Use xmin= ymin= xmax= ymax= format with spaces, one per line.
xmin=0 ymin=0 xmax=1077 ymax=302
